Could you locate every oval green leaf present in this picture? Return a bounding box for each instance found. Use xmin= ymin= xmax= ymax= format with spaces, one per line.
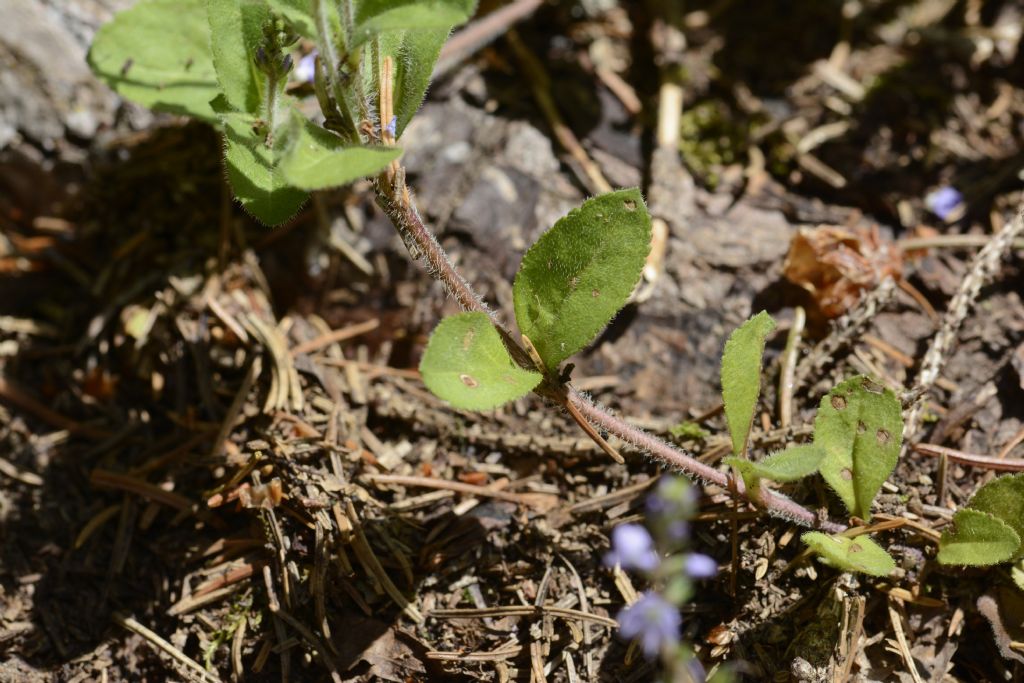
xmin=512 ymin=189 xmax=652 ymax=370
xmin=207 ymin=0 xmax=271 ymax=114
xmin=353 ymin=0 xmax=476 ymax=45
xmin=420 ymin=312 xmax=542 ymax=411
xmin=390 ymin=28 xmax=449 ymax=137
xmin=814 ymin=376 xmax=902 ymax=521
xmin=967 ymin=473 xmax=1024 ymax=560
xmin=721 ymin=311 xmax=776 ymax=456
xmin=725 ymin=444 xmax=823 ymax=504
xmin=937 ymin=508 xmax=1021 ymax=566
xmin=218 ymin=105 xmax=308 ymax=226
xmin=754 ymin=444 xmax=826 ymax=482
xmin=266 ymin=0 xmax=318 ymax=39
xmin=803 ymin=531 xmax=896 ymax=577
xmin=88 ymin=0 xmax=219 ymax=123
xmin=280 ymin=118 xmax=401 ymax=190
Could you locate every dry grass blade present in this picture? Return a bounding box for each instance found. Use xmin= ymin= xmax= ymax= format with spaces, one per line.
xmin=210 ymin=357 xmax=260 ymax=458
xmin=365 ymin=473 xmax=558 ymax=510
xmin=290 ymin=318 xmax=379 ymax=356
xmin=261 ymin=566 xmax=343 ymax=683
xmin=505 ymin=30 xmax=612 ymax=195
xmin=426 ymin=640 xmax=523 ymax=662
xmin=114 ymin=612 xmax=221 ymax=683
xmin=74 ymin=503 xmax=121 ymax=549
xmin=0 ymin=456 xmax=43 ymax=486
xmin=0 ymin=375 xmax=109 ymax=439
xmin=887 ymin=599 xmax=924 ymax=683
xmin=339 ymin=500 xmax=424 ymax=623
xmin=429 ymin=605 xmax=617 ymax=628
xmin=90 ymin=469 xmax=194 ymax=511
xmin=913 ymin=443 xmax=1024 ymax=472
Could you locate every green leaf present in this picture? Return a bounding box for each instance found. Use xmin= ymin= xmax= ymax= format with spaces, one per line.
xmin=734 ymin=444 xmax=825 ymax=482
xmin=391 ymin=28 xmax=449 ymax=137
xmin=937 ymin=508 xmax=1021 ymax=566
xmin=419 ymin=312 xmax=543 ymax=410
xmin=724 ymin=444 xmax=824 ymax=503
xmin=803 ymin=532 xmax=896 ymax=577
xmin=814 ymin=376 xmax=902 ymax=521
xmin=353 ymin=0 xmax=475 ymax=44
xmin=280 ymin=118 xmax=401 ymax=190
xmin=512 ymin=189 xmax=652 ymax=370
xmin=966 ymin=473 xmax=1024 ymax=560
xmin=207 ymin=0 xmax=271 ymax=114
xmin=87 ymin=0 xmax=219 ymax=122
xmin=721 ymin=311 xmax=776 ymax=457
xmin=219 ymin=105 xmax=308 ymax=226
xmin=266 ymin=0 xmax=317 ymax=38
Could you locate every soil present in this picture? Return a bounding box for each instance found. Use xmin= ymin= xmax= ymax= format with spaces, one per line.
xmin=2 ymin=1 xmax=1024 ymax=681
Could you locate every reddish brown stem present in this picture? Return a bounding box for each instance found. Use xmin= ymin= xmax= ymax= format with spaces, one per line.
xmin=567 ymin=390 xmax=845 ymax=532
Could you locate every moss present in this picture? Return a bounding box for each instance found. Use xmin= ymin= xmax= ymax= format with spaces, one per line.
xmin=678 ymin=100 xmax=750 ymax=188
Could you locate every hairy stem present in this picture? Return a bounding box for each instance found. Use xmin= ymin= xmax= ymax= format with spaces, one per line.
xmin=372 ymin=166 xmax=845 ymax=532
xmin=313 ymin=0 xmax=358 ymax=139
xmin=566 ymin=391 xmax=844 ymax=532
xmin=264 ymin=73 xmax=280 ymax=146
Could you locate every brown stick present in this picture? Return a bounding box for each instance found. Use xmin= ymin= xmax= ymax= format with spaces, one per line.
xmin=913 ymin=443 xmax=1024 ymax=472
xmin=0 ymin=375 xmax=109 ymax=439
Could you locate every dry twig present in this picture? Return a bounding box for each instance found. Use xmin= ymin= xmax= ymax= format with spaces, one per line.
xmin=904 ymin=207 xmax=1024 ymax=444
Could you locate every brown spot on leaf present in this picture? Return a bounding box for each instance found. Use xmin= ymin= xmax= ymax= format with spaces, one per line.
xmin=857 ymin=420 xmax=867 ymax=433
xmin=462 ymin=328 xmax=476 ymax=351
xmin=876 ymin=429 xmax=891 ymax=446
xmin=849 ymin=543 xmax=863 ymax=553
xmin=623 ymin=199 xmax=637 ymax=211
xmin=459 ymin=374 xmax=478 ymax=388
xmin=841 ymin=468 xmax=853 ymax=480
xmin=591 ymin=288 xmax=600 ymax=298
xmin=831 ymin=395 xmax=847 ymax=410
xmin=568 ymin=276 xmax=579 ymax=290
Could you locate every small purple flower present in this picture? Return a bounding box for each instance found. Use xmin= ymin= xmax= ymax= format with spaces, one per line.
xmin=684 ymin=553 xmax=718 ymax=579
xmin=666 ymin=519 xmax=690 ymax=542
xmin=604 ymin=524 xmax=660 ymax=571
xmin=384 ymin=115 xmax=398 ymax=139
xmin=647 ymin=477 xmax=698 ymax=518
xmin=925 ymin=186 xmax=963 ymax=220
xmin=617 ymin=592 xmax=681 ymax=659
xmin=295 ymin=50 xmax=317 ymax=83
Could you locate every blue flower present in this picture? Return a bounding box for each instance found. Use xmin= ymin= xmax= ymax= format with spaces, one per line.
xmin=617 ymin=592 xmax=681 ymax=659
xmin=295 ymin=51 xmax=317 ymax=84
xmin=647 ymin=477 xmax=698 ymax=520
xmin=684 ymin=553 xmax=718 ymax=579
xmin=925 ymin=186 xmax=963 ymax=220
xmin=604 ymin=524 xmax=660 ymax=571
xmin=665 ymin=519 xmax=691 ymax=542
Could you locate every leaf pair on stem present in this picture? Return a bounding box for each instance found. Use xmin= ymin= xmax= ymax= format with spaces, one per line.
xmin=419 ymin=189 xmax=652 ymax=409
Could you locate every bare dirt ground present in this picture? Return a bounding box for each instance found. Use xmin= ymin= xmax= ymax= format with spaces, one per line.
xmin=2 ymin=1 xmax=1024 ymax=681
